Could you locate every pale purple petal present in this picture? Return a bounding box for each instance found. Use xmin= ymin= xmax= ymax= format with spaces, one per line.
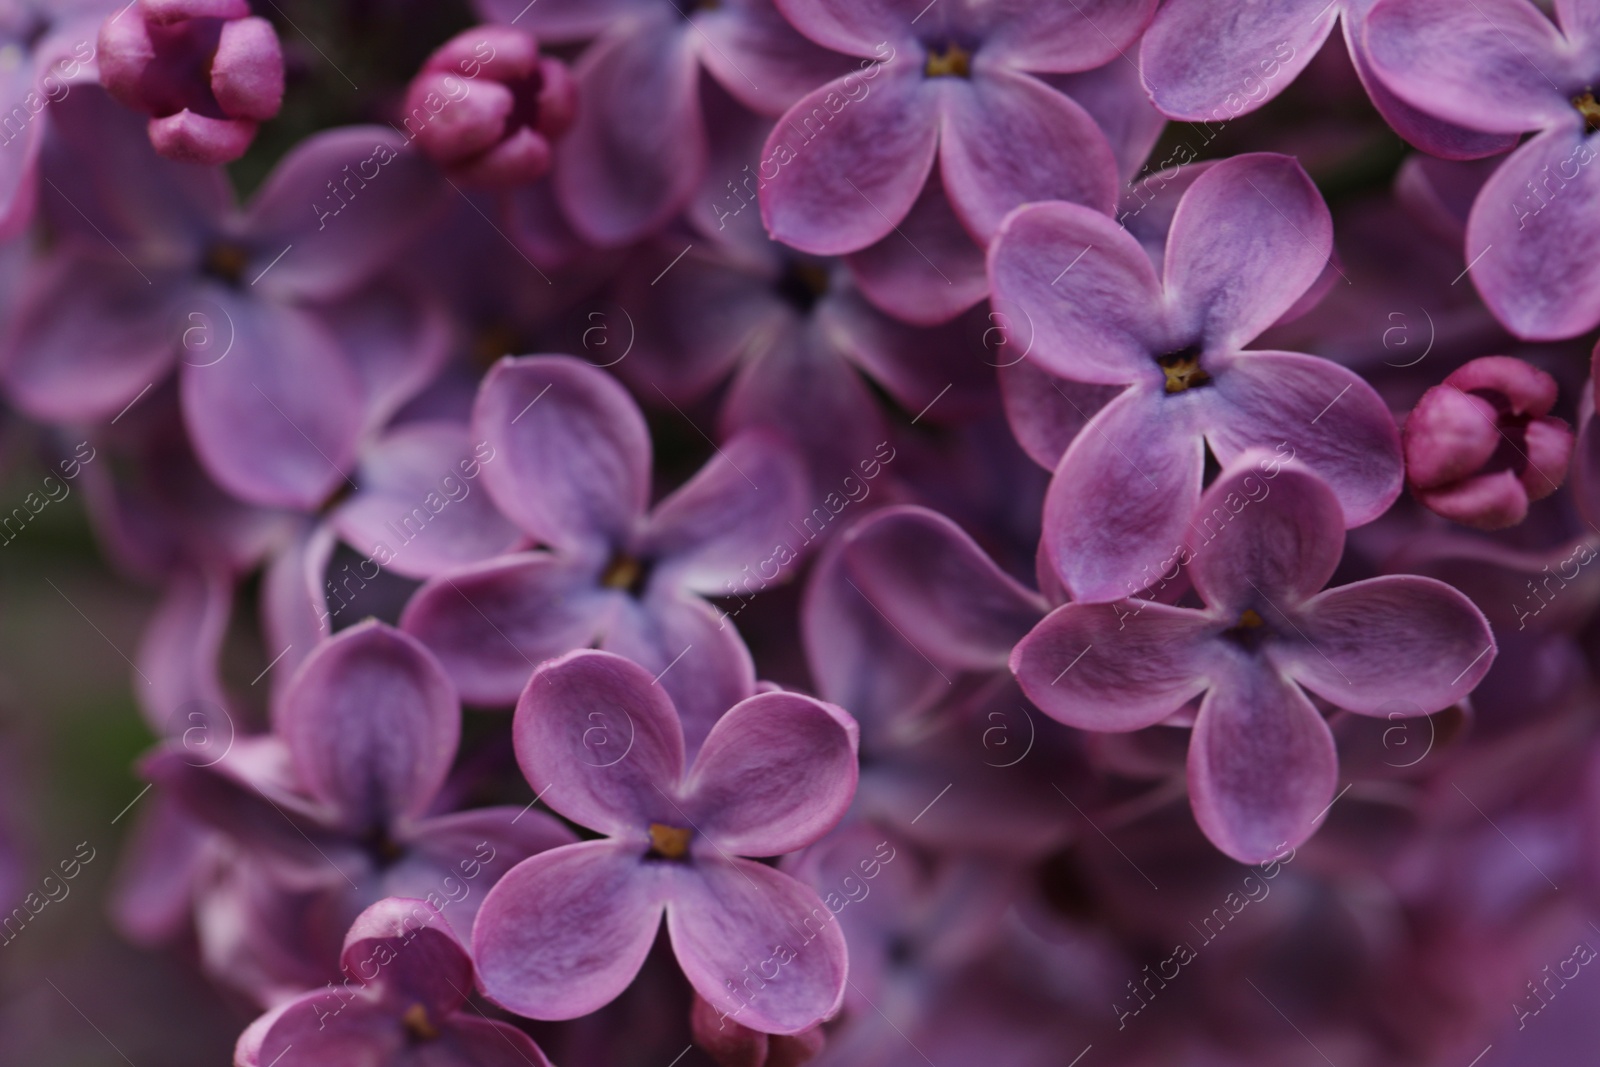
xmin=474 ymin=355 xmax=651 ymax=552
xmin=998 ymin=359 xmax=1123 ymax=470
xmin=1188 ymin=660 xmax=1337 ymax=863
xmin=759 ymin=65 xmax=940 ymax=255
xmin=978 ymin=0 xmax=1156 ymax=72
xmin=474 ymin=840 xmax=666 ymax=1019
xmin=841 ymin=505 xmax=1046 ymax=670
xmin=512 ymin=649 xmax=687 ymax=837
xmin=1138 ymin=0 xmax=1336 ymax=121
xmin=1163 ymin=153 xmax=1333 ymax=350
xmin=684 ymin=691 xmax=858 ymax=855
xmin=1276 ymin=576 xmax=1496 ymax=715
xmin=339 ymin=897 xmax=474 ymax=1010
xmin=332 ymin=422 xmax=524 ymax=580
xmin=1011 ymin=601 xmax=1214 ymax=731
xmin=769 ymin=0 xmax=920 ymax=57
xmin=1465 ymin=129 xmax=1600 ymax=340
xmin=938 ymin=68 xmax=1118 ymax=241
xmin=667 ymin=856 xmax=847 ymax=1034
xmin=180 ymin=291 xmax=363 ymax=510
xmin=642 ymin=431 xmax=811 ymax=595
xmin=1363 ymin=0 xmax=1573 ymax=134
xmin=553 ymin=19 xmax=705 ymax=245
xmin=1043 ymin=387 xmax=1205 ymax=602
xmin=987 ymin=200 xmax=1164 ymax=385
xmin=400 ymin=553 xmax=610 ymax=707
xmin=696 ymin=0 xmax=860 ymax=115
xmin=1202 ymin=350 xmax=1404 ymax=526
xmin=278 ymin=620 xmax=460 ymax=829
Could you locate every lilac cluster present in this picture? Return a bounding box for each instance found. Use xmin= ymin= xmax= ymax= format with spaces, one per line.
xmin=4 ymin=0 xmax=1600 ymax=1064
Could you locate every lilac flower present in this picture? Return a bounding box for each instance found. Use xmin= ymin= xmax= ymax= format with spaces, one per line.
xmin=757 ymin=0 xmax=1143 ymax=262
xmin=98 ymin=0 xmax=284 ymax=164
xmin=472 ymin=649 xmax=859 ymax=1034
xmin=475 ymin=0 xmax=851 ymax=245
xmin=402 ymin=25 xmax=575 ymax=188
xmin=988 ymin=151 xmax=1403 ymax=602
xmin=1404 ymin=356 xmax=1573 ymax=529
xmin=235 ymin=897 xmax=553 ymax=1067
xmin=146 ymin=620 xmax=575 ymax=942
xmin=400 ymin=355 xmax=810 ymax=748
xmin=1137 ymin=0 xmax=1515 ymax=161
xmin=1365 ymin=0 xmax=1600 ymax=339
xmin=1011 ymin=454 xmax=1496 ymax=861
xmin=0 ymin=84 xmax=447 ymax=509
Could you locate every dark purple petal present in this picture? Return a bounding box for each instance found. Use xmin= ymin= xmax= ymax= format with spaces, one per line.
xmin=1363 ymin=0 xmax=1572 ymax=134
xmin=1203 ymin=350 xmax=1403 ymax=527
xmin=696 ymin=0 xmax=861 ymax=115
xmin=998 ymin=359 xmax=1123 ymax=470
xmin=278 ymin=620 xmax=460 ymax=829
xmin=339 ymin=897 xmax=474 ymax=1010
xmin=1185 ymin=458 xmax=1345 ymax=617
xmin=1137 ymin=0 xmax=1335 ymax=121
xmin=642 ymin=431 xmax=811 ymax=595
xmin=844 ymin=175 xmax=989 ymax=326
xmin=1464 ymin=129 xmax=1600 ymax=340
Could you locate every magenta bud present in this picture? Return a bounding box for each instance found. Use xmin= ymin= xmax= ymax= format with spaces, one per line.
xmin=1403 ymin=355 xmax=1574 ymax=530
xmin=97 ymin=0 xmax=284 ymax=165
xmin=400 ymin=24 xmax=577 ymax=188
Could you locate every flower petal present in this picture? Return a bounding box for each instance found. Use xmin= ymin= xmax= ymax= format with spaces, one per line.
xmin=553 ymin=19 xmax=705 ymax=245
xmin=400 ymin=553 xmax=611 ymax=707
xmin=1011 ymin=601 xmax=1214 ymax=731
xmin=1185 ymin=458 xmax=1345 ymax=617
xmin=602 ymin=590 xmax=758 ymax=756
xmin=696 ymin=0 xmax=861 ymax=115
xmin=987 ymin=200 xmax=1163 ymax=385
xmin=331 ymin=422 xmax=524 ymax=580
xmin=245 ymin=127 xmax=448 ymax=301
xmin=0 ymin=249 xmax=182 ymax=422
xmin=1188 ymin=660 xmax=1337 ymax=862
xmin=667 ymin=856 xmax=848 ymax=1034
xmin=844 ymin=174 xmax=989 ymax=326
xmin=180 ymin=291 xmax=363 ymax=510
xmin=474 ymin=355 xmax=651 ymax=553
xmin=1137 ymin=0 xmax=1336 ymax=121
xmin=1203 ymin=350 xmax=1404 ymax=526
xmin=1043 ymin=386 xmax=1205 ymax=602
xmin=339 ymin=897 xmax=474 ymax=1010
xmin=841 ymin=505 xmax=1046 ymax=670
xmin=769 ymin=0 xmax=919 ymax=57
xmin=279 ymin=620 xmax=460 ymax=830
xmin=759 ymin=65 xmax=940 ymax=256
xmin=938 ymin=68 xmax=1118 ymax=242
xmin=513 ymin=649 xmax=688 ymax=837
xmin=1363 ymin=0 xmax=1572 ymax=135
xmin=684 ymin=691 xmax=859 ymax=855
xmin=642 ymin=431 xmax=812 ymax=595
xmin=1163 ymin=153 xmax=1332 ymax=350
xmin=978 ymin=0 xmax=1156 ymax=72
xmin=473 ymin=840 xmax=666 ymax=1019
xmin=1464 ymin=129 xmax=1600 ymax=340
xmin=998 ymin=359 xmax=1124 ymax=470
xmin=1276 ymin=575 xmax=1497 ymax=715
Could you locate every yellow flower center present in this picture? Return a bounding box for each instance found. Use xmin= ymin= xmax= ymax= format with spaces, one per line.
xmin=402 ymin=1003 xmax=440 ymax=1042
xmin=648 ymin=822 xmax=693 ymax=860
xmin=925 ymin=43 xmax=971 ymax=79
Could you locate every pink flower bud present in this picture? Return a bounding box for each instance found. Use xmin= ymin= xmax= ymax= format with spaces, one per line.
xmin=400 ymin=25 xmax=576 ymax=188
xmin=97 ymin=0 xmax=284 ymax=165
xmin=1404 ymin=355 xmax=1574 ymax=530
